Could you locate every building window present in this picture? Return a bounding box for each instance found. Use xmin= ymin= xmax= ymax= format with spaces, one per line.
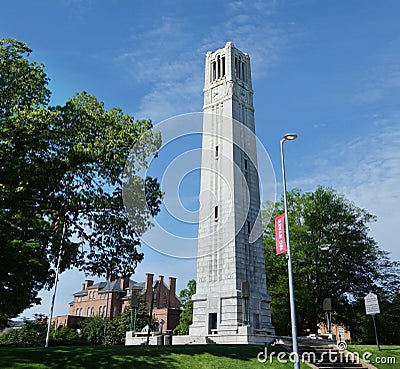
xmin=87 ymin=308 xmax=90 ymax=317
xmin=91 ymin=307 xmax=95 ymax=317
xmin=214 ymin=206 xmax=219 ymax=221
xmin=76 ymin=308 xmax=79 ymax=316
xmin=79 ymin=308 xmax=82 ymax=316
xmin=247 ymin=220 xmax=251 ymax=235
xmin=244 ymin=158 xmax=248 ymax=172
xmin=99 ymin=306 xmax=102 ymax=316
xmin=104 ymin=305 xmax=107 ymax=317
xmin=221 ymin=57 xmax=225 ymax=77
xmin=89 ymin=291 xmax=92 ymax=300
xmin=212 ymin=61 xmax=216 ymax=81
xmin=215 ymin=145 xmax=219 ymax=159
xmin=209 ymin=313 xmax=217 ymax=334
xmin=235 ymin=57 xmax=238 ymax=78
xmin=217 ymin=56 xmax=221 ymax=79
xmin=93 ymin=291 xmax=96 ymax=299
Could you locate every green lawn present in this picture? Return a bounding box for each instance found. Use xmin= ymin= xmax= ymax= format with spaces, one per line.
xmin=347 ymin=345 xmax=400 ymax=369
xmin=0 ymin=344 xmax=309 ymax=369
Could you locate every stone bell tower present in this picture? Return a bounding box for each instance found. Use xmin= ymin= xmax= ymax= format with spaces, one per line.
xmin=189 ymin=42 xmax=275 ymax=343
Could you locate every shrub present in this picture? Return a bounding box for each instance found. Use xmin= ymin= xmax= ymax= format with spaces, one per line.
xmin=79 ymin=316 xmax=105 ymax=344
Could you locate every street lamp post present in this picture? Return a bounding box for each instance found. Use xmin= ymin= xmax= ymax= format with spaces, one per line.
xmin=45 ymin=217 xmax=67 ymax=348
xmin=280 ymin=133 xmax=300 ymax=369
xmin=146 ymin=280 xmax=159 ymax=345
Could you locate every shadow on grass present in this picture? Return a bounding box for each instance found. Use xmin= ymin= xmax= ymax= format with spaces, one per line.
xmin=0 ymin=344 xmax=285 ymax=369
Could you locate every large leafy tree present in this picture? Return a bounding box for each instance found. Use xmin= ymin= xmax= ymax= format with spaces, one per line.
xmin=264 ymin=186 xmax=400 ymax=339
xmin=173 ymin=279 xmax=196 ymax=335
xmin=0 ymin=38 xmax=162 ymax=326
xmin=105 ymin=300 xmax=151 ymax=345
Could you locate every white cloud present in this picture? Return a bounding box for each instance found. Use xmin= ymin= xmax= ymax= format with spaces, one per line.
xmin=203 ymin=1 xmax=286 ymax=80
xmin=292 ymin=117 xmax=400 ymax=260
xmin=353 ymin=57 xmax=400 ymax=104
xmin=114 ymin=3 xmax=287 ymax=122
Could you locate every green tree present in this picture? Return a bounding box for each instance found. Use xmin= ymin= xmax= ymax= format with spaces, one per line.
xmin=105 ymin=299 xmax=150 ymax=345
xmin=51 ymin=326 xmax=79 ymax=345
xmin=0 ymin=38 xmax=162 ymax=326
xmin=0 ymin=315 xmax=48 ymax=346
xmin=264 ymin=186 xmax=400 ymax=340
xmin=79 ymin=316 xmax=104 ymax=345
xmin=173 ymin=279 xmax=196 ymax=335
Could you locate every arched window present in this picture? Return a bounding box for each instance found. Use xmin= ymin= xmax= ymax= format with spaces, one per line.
xmin=89 ymin=291 xmax=92 ymax=299
xmin=91 ymin=307 xmax=95 ymax=316
xmin=99 ymin=306 xmax=102 ymax=316
xmin=76 ymin=308 xmax=79 ymax=316
xmin=79 ymin=308 xmax=82 ymax=316
xmin=93 ymin=291 xmax=96 ymax=299
xmin=103 ymin=305 xmax=107 ymax=317
xmin=212 ymin=61 xmax=217 ymax=81
xmin=235 ymin=56 xmax=238 ymax=78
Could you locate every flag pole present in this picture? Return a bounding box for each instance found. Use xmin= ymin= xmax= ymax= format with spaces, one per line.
xmin=45 ymin=219 xmax=67 ymax=348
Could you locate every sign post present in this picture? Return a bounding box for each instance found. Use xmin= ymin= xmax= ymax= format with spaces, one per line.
xmin=130 ymin=294 xmax=139 ymax=332
xmin=364 ymin=292 xmax=381 ymax=351
xmin=274 ymin=214 xmax=287 ymax=255
xmin=323 ymin=298 xmax=332 ymax=335
xmin=338 ymin=326 xmax=345 ymax=343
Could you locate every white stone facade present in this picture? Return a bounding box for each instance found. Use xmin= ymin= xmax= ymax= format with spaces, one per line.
xmin=189 ymin=42 xmax=275 ymax=343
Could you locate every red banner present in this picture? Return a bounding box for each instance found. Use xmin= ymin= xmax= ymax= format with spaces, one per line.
xmin=275 ymin=213 xmax=287 ymax=255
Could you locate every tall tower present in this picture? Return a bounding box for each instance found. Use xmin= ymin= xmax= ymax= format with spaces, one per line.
xmin=189 ymin=42 xmax=275 ymax=343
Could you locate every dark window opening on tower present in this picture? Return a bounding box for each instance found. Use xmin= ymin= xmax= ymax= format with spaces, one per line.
xmin=247 ymin=220 xmax=251 ymax=235
xmin=244 ymin=158 xmax=248 ymax=172
xmin=217 ymin=56 xmax=221 ymax=79
xmin=235 ymin=57 xmax=238 ymax=78
xmin=214 ymin=206 xmax=219 ymax=221
xmin=212 ymin=61 xmax=216 ymax=81
xmin=241 ymin=61 xmax=245 ymax=82
xmin=222 ymin=57 xmax=225 ymax=77
xmin=209 ymin=313 xmax=217 ymax=333
xmin=215 ymin=145 xmax=219 ymax=159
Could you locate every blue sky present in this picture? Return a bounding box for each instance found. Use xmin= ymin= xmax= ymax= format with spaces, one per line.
xmin=2 ymin=0 xmax=399 ymax=318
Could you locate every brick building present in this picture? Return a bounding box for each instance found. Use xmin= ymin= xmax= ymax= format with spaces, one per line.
xmin=54 ymin=273 xmax=181 ymax=333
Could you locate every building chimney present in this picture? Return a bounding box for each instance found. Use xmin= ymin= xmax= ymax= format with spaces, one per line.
xmin=144 ymin=273 xmax=154 ymax=305
xmin=120 ymin=276 xmax=131 ymax=291
xmin=84 ymin=280 xmax=94 ymax=289
xmin=168 ymin=277 xmax=176 ymax=298
xmin=158 ymin=275 xmax=164 ymax=285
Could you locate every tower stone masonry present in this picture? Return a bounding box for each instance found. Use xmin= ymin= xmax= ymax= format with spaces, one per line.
xmin=189 ymin=42 xmax=275 ymax=343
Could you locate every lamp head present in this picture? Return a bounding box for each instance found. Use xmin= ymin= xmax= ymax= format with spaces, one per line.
xmin=283 ymin=133 xmax=298 ymax=141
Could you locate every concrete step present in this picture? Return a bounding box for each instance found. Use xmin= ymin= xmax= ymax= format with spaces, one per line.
xmin=295 ymin=347 xmax=368 ymax=369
